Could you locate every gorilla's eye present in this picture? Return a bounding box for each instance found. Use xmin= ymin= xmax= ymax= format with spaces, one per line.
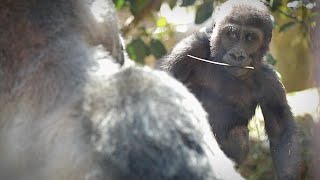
xmin=246 ymin=32 xmax=257 ymax=42
xmin=227 ymin=26 xmax=238 ymax=40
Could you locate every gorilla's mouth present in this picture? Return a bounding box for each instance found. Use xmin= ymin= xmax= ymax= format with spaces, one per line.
xmin=187 ymin=55 xmax=254 ymax=69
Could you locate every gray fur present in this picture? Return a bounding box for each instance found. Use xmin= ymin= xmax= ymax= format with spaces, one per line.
xmin=0 ymin=0 xmax=243 ymax=179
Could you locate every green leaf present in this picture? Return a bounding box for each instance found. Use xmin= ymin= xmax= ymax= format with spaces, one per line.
xmin=181 ymin=0 xmax=196 ymax=7
xmin=311 ymin=12 xmax=320 ymax=18
xmin=168 ymin=0 xmax=178 ymax=9
xmin=269 ymin=0 xmax=282 ymax=11
xmin=273 ymin=21 xmax=280 ymax=29
xmin=113 ymin=0 xmax=126 ymax=10
xmin=265 ymin=53 xmax=277 ymax=66
xmin=150 ymin=39 xmax=167 ymax=59
xmin=279 ymin=21 xmax=297 ymax=32
xmin=126 ymin=38 xmax=150 ymax=64
xmin=195 ymin=2 xmax=213 ymax=24
xmin=128 ymin=0 xmax=150 ymax=16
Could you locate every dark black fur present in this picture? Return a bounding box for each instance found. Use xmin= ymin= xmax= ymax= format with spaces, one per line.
xmin=157 ymin=0 xmax=301 ymax=179
xmin=0 ymin=0 xmax=243 ymax=179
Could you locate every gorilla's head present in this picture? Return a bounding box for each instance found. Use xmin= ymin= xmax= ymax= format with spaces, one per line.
xmin=209 ymin=0 xmax=273 ymax=77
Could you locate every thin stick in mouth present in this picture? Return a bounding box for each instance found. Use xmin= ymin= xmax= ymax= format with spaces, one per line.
xmin=187 ymin=54 xmax=254 ymax=70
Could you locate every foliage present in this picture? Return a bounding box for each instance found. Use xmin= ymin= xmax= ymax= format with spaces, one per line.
xmin=113 ymin=0 xmax=218 ymax=64
xmin=266 ymin=52 xmax=277 ymax=66
xmin=238 ymin=139 xmax=275 ymax=180
xmin=265 ymin=0 xmax=318 ymax=39
xmin=195 ymin=1 xmax=214 ymax=24
xmin=239 ymin=114 xmax=315 ymax=179
xmin=113 ymin=0 xmax=318 ymax=64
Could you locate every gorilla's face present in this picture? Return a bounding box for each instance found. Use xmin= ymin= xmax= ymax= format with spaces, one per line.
xmin=220 ymin=24 xmax=263 ymax=77
xmin=209 ymin=3 xmax=273 ymax=78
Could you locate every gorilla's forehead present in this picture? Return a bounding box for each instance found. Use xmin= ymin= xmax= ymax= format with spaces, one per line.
xmin=215 ymin=0 xmax=272 ymax=28
xmin=226 ymin=10 xmax=271 ymax=28
xmin=214 ymin=6 xmax=273 ymax=38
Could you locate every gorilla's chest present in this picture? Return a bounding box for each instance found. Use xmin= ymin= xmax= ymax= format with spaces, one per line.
xmin=190 ymin=75 xmax=259 ymax=120
xmin=220 ymin=82 xmax=258 ymax=118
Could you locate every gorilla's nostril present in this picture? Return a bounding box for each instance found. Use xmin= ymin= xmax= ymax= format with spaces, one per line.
xmin=229 ymin=53 xmax=237 ymax=60
xmin=229 ymin=53 xmax=246 ymax=61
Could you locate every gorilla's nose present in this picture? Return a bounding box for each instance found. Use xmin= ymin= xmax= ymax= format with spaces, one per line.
xmin=228 ymin=49 xmax=247 ymax=62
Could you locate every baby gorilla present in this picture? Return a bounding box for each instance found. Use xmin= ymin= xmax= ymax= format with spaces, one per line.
xmin=157 ymin=0 xmax=301 ymax=179
xmin=0 ymin=0 xmax=243 ymax=179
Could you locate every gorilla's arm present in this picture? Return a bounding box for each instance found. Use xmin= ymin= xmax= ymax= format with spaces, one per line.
xmin=156 ymin=30 xmax=211 ymax=83
xmin=258 ymin=66 xmax=301 ymax=180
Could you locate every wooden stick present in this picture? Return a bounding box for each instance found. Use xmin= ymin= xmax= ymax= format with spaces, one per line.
xmin=187 ymin=54 xmax=254 ymax=70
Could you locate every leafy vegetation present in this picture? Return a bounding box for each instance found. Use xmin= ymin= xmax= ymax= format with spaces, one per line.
xmin=113 ymin=0 xmax=318 ymax=65
xmin=240 ymin=114 xmax=315 ymax=179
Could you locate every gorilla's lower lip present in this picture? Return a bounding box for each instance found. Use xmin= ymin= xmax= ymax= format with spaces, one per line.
xmin=226 ymin=67 xmax=249 ymax=76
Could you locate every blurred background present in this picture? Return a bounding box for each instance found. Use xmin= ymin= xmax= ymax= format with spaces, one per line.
xmin=112 ymin=0 xmax=319 ymax=179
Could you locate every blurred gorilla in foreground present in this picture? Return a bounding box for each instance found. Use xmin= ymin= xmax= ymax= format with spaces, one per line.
xmin=0 ymin=0 xmax=243 ymax=179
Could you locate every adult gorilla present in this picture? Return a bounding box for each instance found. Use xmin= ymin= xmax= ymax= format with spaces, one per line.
xmin=157 ymin=0 xmax=301 ymax=179
xmin=0 ymin=0 xmax=242 ymax=180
